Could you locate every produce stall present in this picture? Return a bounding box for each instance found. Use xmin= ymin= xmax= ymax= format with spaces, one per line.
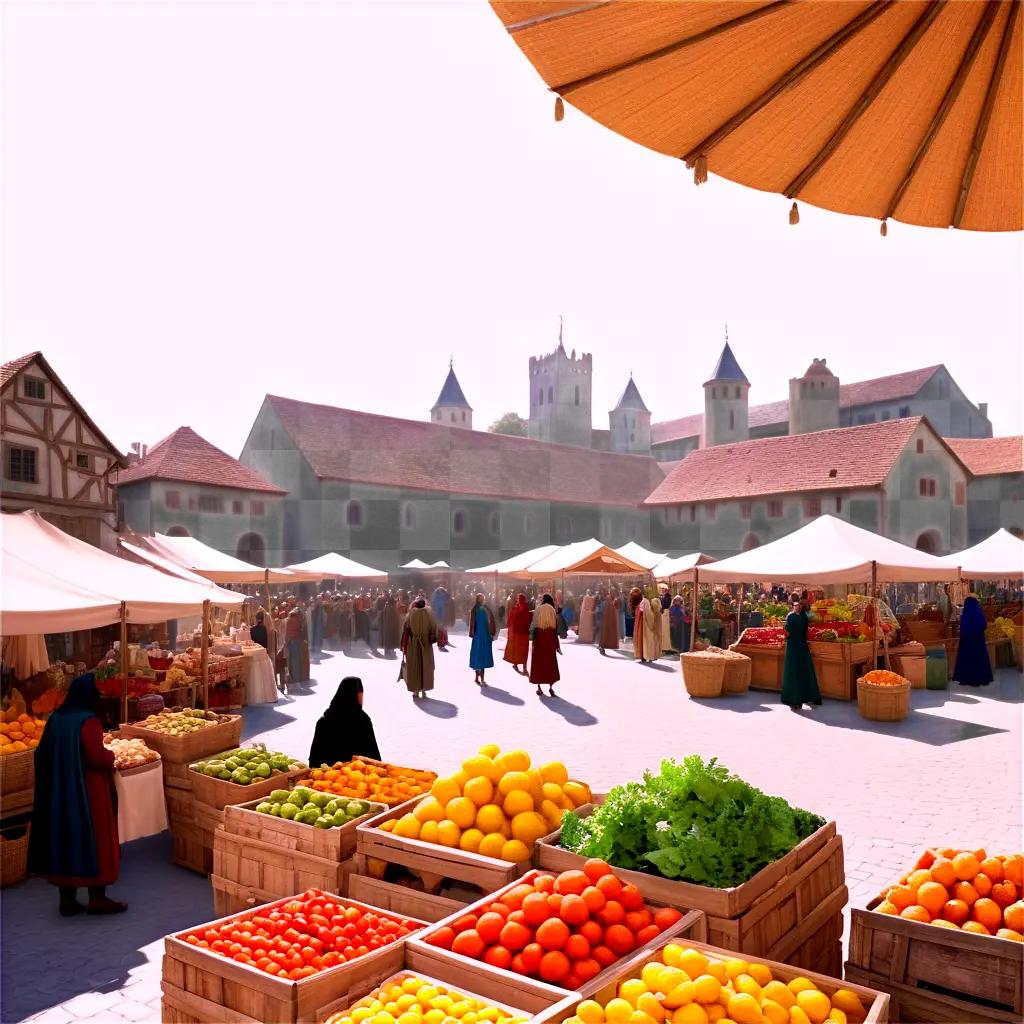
xmin=106 ymin=737 xmax=168 ymax=843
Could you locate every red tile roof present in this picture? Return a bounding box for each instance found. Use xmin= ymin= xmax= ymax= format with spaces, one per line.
xmin=265 ymin=396 xmax=664 ymax=507
xmin=651 ymin=366 xmax=944 ymax=445
xmin=948 ymin=437 xmax=1024 ymax=477
xmin=0 ymin=351 xmax=39 ymax=388
xmin=645 ymin=418 xmax=966 ymax=505
xmin=115 ymin=426 xmax=286 ymax=494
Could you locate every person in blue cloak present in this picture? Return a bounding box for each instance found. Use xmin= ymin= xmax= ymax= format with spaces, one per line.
xmin=29 ymin=674 xmax=126 ymax=916
xmin=953 ymin=595 xmax=994 ymax=687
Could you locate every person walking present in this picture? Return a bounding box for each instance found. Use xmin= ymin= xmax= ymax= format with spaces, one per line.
xmin=308 ymin=677 xmax=381 ymax=766
xmin=503 ymin=594 xmax=531 ymax=674
xmin=29 ymin=674 xmax=126 ymax=916
xmin=953 ymin=595 xmax=993 ymax=687
xmin=643 ymin=593 xmax=662 ymax=662
xmin=401 ymin=599 xmax=437 ymax=699
xmin=625 ymin=587 xmax=640 ymax=639
xmin=598 ymin=588 xmax=620 ymax=654
xmin=380 ymin=592 xmax=401 ymax=657
xmin=577 ymin=590 xmax=596 ymax=643
xmin=633 ymin=594 xmax=651 ymax=662
xmin=468 ymin=593 xmax=497 ymax=686
xmin=781 ymin=592 xmax=822 ymax=711
xmin=285 ymin=606 xmax=310 ymax=686
xmin=669 ymin=595 xmax=687 ymax=653
xmin=659 ymin=585 xmax=673 ymax=654
xmin=528 ymin=594 xmax=561 ymax=696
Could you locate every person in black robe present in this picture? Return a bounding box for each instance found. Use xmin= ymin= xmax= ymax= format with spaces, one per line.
xmin=250 ymin=611 xmax=268 ymax=650
xmin=308 ymin=677 xmax=381 ymax=767
xmin=953 ymin=595 xmax=993 ymax=687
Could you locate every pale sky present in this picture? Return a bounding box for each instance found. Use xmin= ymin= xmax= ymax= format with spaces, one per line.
xmin=3 ymin=0 xmax=1022 ymax=456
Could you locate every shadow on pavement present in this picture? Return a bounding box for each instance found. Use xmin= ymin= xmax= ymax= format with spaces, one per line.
xmin=539 ymin=693 xmax=598 ymax=726
xmin=479 ymin=684 xmax=526 ymax=707
xmin=416 ymin=696 xmax=458 ymax=719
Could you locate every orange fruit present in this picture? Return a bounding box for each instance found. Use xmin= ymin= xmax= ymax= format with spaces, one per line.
xmin=875 ymin=901 xmax=898 ymax=916
xmin=916 ymin=882 xmax=949 ymax=916
xmin=980 ymin=858 xmax=1004 ymax=883
xmin=906 ymin=869 xmax=932 ymax=892
xmin=962 ymin=921 xmax=990 ymax=935
xmin=972 ymin=898 xmax=1002 ymax=932
xmin=1005 ymin=900 xmax=1024 ymax=932
xmin=991 ymin=881 xmax=1018 ymax=908
xmin=942 ymin=899 xmax=970 ymax=926
xmin=1003 ymin=855 xmax=1023 ymax=886
xmin=886 ymin=885 xmax=916 ymax=911
xmin=996 ymin=929 xmax=1023 ymax=942
xmin=973 ymin=873 xmax=993 ymax=898
xmin=931 ymin=920 xmax=959 ymax=930
xmin=900 ymin=906 xmax=931 ymax=924
xmin=930 ymin=858 xmax=957 ymax=888
xmin=953 ymin=881 xmax=979 ymax=906
xmin=953 ymin=853 xmax=980 ymax=881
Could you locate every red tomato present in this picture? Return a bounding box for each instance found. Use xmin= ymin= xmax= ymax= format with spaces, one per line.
xmin=579 ymin=920 xmax=604 ymax=946
xmin=488 ymin=902 xmax=511 ymax=919
xmin=520 ymin=942 xmax=544 ymax=974
xmin=597 ymin=901 xmax=626 ymax=926
xmin=624 ymin=909 xmax=652 ymax=932
xmin=483 ymin=944 xmax=513 ymax=970
xmin=564 ymin=934 xmax=591 ymax=961
xmin=581 ymin=886 xmax=607 ymax=914
xmin=522 ymin=892 xmax=553 ymax=927
xmin=536 ymin=918 xmax=569 ymax=951
xmin=476 ymin=912 xmax=505 ymax=945
xmin=451 ymin=914 xmax=479 ymax=935
xmin=604 ymin=924 xmax=635 ymax=956
xmin=547 ymin=893 xmax=564 ymax=915
xmin=619 ymin=884 xmax=644 ymax=911
xmin=584 ymin=859 xmax=613 ymax=883
xmin=506 ymin=910 xmax=527 ymax=927
xmin=636 ymin=924 xmax=661 ymax=946
xmin=426 ymin=926 xmax=456 ymax=949
xmin=559 ymin=894 xmax=589 ymax=928
xmin=595 ymin=874 xmax=622 ymax=901
xmin=555 ymin=871 xmax=589 ymax=896
xmin=539 ymin=950 xmax=571 ymax=983
xmin=510 ymin=953 xmax=530 ymax=976
xmin=654 ymin=907 xmax=682 ymax=930
xmin=534 ymin=874 xmax=555 ymax=894
xmin=499 ymin=921 xmax=531 ymax=953
xmin=575 ymin=957 xmax=602 ymax=981
xmin=501 ymin=884 xmax=536 ymax=911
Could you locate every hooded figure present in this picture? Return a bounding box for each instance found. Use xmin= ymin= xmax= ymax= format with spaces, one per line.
xmin=529 ymin=595 xmax=561 ymax=695
xmin=953 ymin=596 xmax=993 ymax=687
xmin=504 ymin=594 xmax=531 ymax=673
xmin=308 ymin=677 xmax=381 ymax=767
xmin=29 ymin=674 xmax=125 ymax=916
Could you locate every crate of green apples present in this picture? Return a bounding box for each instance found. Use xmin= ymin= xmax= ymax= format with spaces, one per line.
xmin=255 ymin=787 xmax=380 ymax=829
xmin=188 ymin=744 xmax=308 ymax=810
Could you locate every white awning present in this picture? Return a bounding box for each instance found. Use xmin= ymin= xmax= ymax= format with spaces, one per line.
xmin=287 ymin=552 xmax=388 ymax=580
xmin=615 ymin=541 xmax=667 ymax=571
xmin=512 ymin=539 xmax=649 ymax=578
xmin=465 ymin=545 xmax=562 ymax=574
xmin=400 ymin=558 xmax=451 ymax=570
xmin=652 ymin=552 xmax=716 ymax=582
xmin=142 ymin=533 xmax=315 ymax=583
xmin=934 ymin=529 xmax=1024 ymax=580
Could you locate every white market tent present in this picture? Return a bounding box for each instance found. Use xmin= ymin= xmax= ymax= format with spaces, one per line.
xmin=653 ymin=552 xmax=717 ymax=582
xmin=141 ymin=533 xmax=312 ymax=584
xmin=120 ymin=539 xmax=251 ymax=593
xmin=935 ymin=529 xmax=1024 ymax=581
xmin=465 ymin=545 xmax=561 ymax=575
xmin=512 ymin=539 xmax=649 ymax=579
xmin=286 ymin=552 xmax=388 ymax=580
xmin=400 ymin=559 xmax=451 ymax=570
xmin=615 ymin=541 xmax=666 ymax=571
xmin=697 ymin=515 xmax=954 ymax=586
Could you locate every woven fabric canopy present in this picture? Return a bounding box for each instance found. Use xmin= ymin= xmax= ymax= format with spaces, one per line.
xmin=935 ymin=527 xmax=1024 ymax=579
xmin=491 ymin=0 xmax=1022 ymax=231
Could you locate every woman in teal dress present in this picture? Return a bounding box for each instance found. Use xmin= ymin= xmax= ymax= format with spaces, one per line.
xmin=781 ymin=592 xmax=821 ymax=711
xmin=468 ymin=593 xmax=497 ymax=687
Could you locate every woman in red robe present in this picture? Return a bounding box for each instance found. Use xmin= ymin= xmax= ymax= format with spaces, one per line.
xmin=503 ymin=594 xmax=531 ymax=674
xmin=29 ymin=674 xmax=125 ymax=915
xmin=529 ymin=595 xmax=561 ymax=696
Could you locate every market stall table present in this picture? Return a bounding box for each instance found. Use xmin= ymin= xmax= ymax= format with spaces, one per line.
xmin=115 ymin=759 xmax=169 ymax=843
xmin=240 ymin=646 xmax=277 ymax=705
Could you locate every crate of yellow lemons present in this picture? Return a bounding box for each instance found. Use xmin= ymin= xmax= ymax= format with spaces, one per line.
xmin=378 ymin=745 xmax=592 ymax=864
xmin=562 ymin=944 xmax=874 ymax=1024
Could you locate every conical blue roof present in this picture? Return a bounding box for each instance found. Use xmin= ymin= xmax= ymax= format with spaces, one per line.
xmin=705 ymin=342 xmax=748 ymax=384
xmin=432 ymin=366 xmax=472 ymax=410
xmin=613 ymin=377 xmax=650 ymax=413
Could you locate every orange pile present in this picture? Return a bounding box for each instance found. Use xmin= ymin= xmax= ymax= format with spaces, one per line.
xmin=300 ymin=758 xmax=436 ymax=807
xmin=876 ymin=848 xmax=1024 ymax=941
xmin=0 ymin=714 xmax=45 ymax=754
xmin=860 ymin=670 xmax=907 ymax=687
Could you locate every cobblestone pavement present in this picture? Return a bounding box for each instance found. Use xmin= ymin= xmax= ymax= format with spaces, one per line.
xmin=4 ymin=634 xmax=1021 ymax=1023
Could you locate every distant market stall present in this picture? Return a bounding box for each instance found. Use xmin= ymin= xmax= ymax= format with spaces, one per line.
xmin=285 ymin=552 xmax=388 ymax=580
xmin=937 ymin=528 xmax=1024 ymax=581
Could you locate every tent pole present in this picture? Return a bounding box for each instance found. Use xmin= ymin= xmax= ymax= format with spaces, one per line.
xmin=201 ymin=599 xmax=211 ymax=712
xmin=736 ymin=582 xmax=743 ymax=645
xmin=119 ymin=602 xmax=128 ymax=725
xmin=690 ymin=570 xmax=699 ymax=650
xmin=263 ymin=569 xmax=275 ymax=675
xmin=870 ymin=561 xmax=878 ymax=671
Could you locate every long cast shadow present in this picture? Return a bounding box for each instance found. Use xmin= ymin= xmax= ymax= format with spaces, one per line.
xmin=479 ymin=684 xmax=526 ymax=707
xmin=416 ymin=696 xmax=459 ymax=719
xmin=538 ymin=693 xmax=598 ymax=726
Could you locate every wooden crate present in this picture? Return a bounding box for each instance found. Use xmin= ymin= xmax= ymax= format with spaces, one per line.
xmin=356 ymin=799 xmax=529 ymax=898
xmin=534 ymin=938 xmax=890 ymax=1024
xmin=0 ymin=787 xmax=34 ymax=818
xmin=190 ymin=766 xmax=309 ymax=812
xmin=809 ymin=640 xmax=874 ymax=701
xmin=161 ymin=892 xmax=428 ymax=1024
xmin=171 ymin=802 xmax=223 ymax=876
xmin=536 ymin=807 xmax=847 ymax=977
xmin=347 ymin=865 xmax=470 ymax=923
xmin=731 ymin=644 xmax=784 ymax=690
xmin=846 ymin=905 xmax=1024 ymax=1022
xmin=406 ymin=868 xmax=706 ymax=1015
xmin=119 ymin=715 xmax=242 ymax=764
xmin=295 ymin=756 xmax=438 ymax=809
xmin=162 ymin=759 xmax=194 ymax=793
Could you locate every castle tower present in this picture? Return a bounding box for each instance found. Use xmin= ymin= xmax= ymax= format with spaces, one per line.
xmin=703 ymin=341 xmax=749 ymax=447
xmin=789 ymin=358 xmax=839 ymax=435
xmin=609 ymin=376 xmax=651 ymax=454
xmin=528 ymin=320 xmax=592 ymax=447
xmin=431 ymin=362 xmax=473 ymax=429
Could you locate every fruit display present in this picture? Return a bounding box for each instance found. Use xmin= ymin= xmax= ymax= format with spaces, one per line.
xmin=32 ymin=687 xmax=67 ymax=715
xmin=164 ymin=666 xmax=189 ymax=686
xmin=254 ymin=787 xmax=379 ymax=829
xmin=736 ymin=628 xmax=785 ymax=648
xmin=324 ymin=975 xmax=529 ymax=1024
xmin=379 ymin=744 xmax=593 ymax=863
xmin=422 ymin=862 xmax=683 ymax=990
xmin=134 ymin=708 xmax=225 ymax=734
xmin=0 ymin=713 xmax=44 ymax=754
xmin=190 ymin=744 xmax=306 ymax=785
xmin=560 ymin=943 xmax=871 ymax=1024
xmin=874 ymin=847 xmax=1024 ymax=941
xmin=179 ymin=889 xmax=422 ymax=978
xmin=104 ymin=736 xmax=159 ymax=770
xmin=97 ymin=676 xmax=160 ymax=699
xmin=560 ymin=756 xmax=824 ymax=888
xmin=811 ymin=598 xmax=855 ymax=622
xmin=302 ymin=758 xmax=437 ymax=807
xmin=808 ymin=623 xmax=871 ymax=643
xmin=859 ymin=670 xmax=907 ymax=687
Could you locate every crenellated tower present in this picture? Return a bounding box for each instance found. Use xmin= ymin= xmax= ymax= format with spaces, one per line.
xmin=528 ymin=320 xmax=592 ymax=447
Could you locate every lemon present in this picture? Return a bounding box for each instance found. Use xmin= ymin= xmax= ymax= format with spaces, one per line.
xmin=459 ymin=828 xmax=484 ymax=853
xmin=379 ymin=819 xmax=397 ymax=833
xmin=478 ymin=743 xmax=501 ymax=759
xmin=703 ymin=1008 xmax=725 ymax=1024
xmin=748 ymin=963 xmax=772 ymax=987
xmin=541 ymin=782 xmax=565 ymax=803
xmin=478 ymin=833 xmax=506 ymax=859
xmin=619 ymin=980 xmax=648 ymax=1008
xmin=789 ymin=1008 xmax=811 ymax=1024
xmin=724 ymin=959 xmax=748 ymax=980
xmin=662 ymin=982 xmax=696 ymax=1009
xmin=828 ymin=992 xmax=865 ymax=1017
xmin=662 ymin=944 xmax=686 ymax=969
xmin=671 ymin=1006 xmax=708 ymax=1024
xmin=431 ymin=776 xmax=462 ymax=806
xmin=788 ymin=979 xmax=816 ymax=995
xmin=503 ymin=790 xmax=534 ymax=816
xmin=420 ymin=821 xmax=440 ymax=845
xmin=627 ymin=1012 xmax=653 ymax=1024
xmin=761 ymin=1001 xmax=789 ymax=1024
xmin=539 ymin=761 xmax=569 ymax=786
xmin=795 ymin=991 xmax=831 ymax=1024
xmin=576 ymin=1001 xmax=605 ymax=1024
xmin=511 ymin=811 xmax=548 ymax=846
xmin=394 ymin=814 xmax=421 ymax=839
xmin=397 ymin=1013 xmax=420 ymax=1024
xmin=462 ymin=755 xmax=501 ymax=784
xmin=703 ymin=961 xmax=727 ymax=985
xmin=761 ymin=982 xmax=794 ymax=1009
xmin=446 ymin=797 xmax=477 ymax=829
xmin=678 ymin=950 xmax=708 ymax=979
xmin=540 ymin=799 xmax=565 ymax=830
xmin=605 ymin=1000 xmax=633 ymax=1024
xmin=475 ymin=804 xmax=507 ymax=834
xmin=734 ymin=975 xmax=761 ymax=1000
xmin=692 ymin=976 xmax=720 ymax=1005
xmin=436 ymin=820 xmax=461 ymax=847
xmin=526 ymin=769 xmax=546 ymax=803
xmin=641 ymin=963 xmax=664 ymax=990
xmin=495 ymin=749 xmax=531 ymax=773
xmin=827 ymin=1011 xmax=847 ymax=1024
xmin=414 ymin=797 xmax=446 ymax=823
xmin=424 ymin=1012 xmax=445 ymax=1024
xmin=500 ymin=838 xmax=530 ymax=863
xmin=463 ymin=776 xmax=494 ymax=807
xmin=725 ymin=994 xmax=759 ymax=1024
xmin=563 ymin=781 xmax=592 ymax=807
xmin=655 ymin=968 xmax=689 ymax=994
xmin=636 ymin=994 xmax=666 ymax=1022
xmin=497 ymin=771 xmax=531 ymax=797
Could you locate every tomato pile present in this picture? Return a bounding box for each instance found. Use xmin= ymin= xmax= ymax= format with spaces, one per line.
xmin=181 ymin=889 xmax=421 ymax=979
xmin=423 ymin=860 xmax=682 ymax=990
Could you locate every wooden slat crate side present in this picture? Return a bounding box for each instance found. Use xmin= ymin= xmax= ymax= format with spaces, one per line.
xmin=347 ymin=873 xmax=470 ymax=923
xmin=173 ymin=821 xmax=214 ymax=876
xmin=212 ymin=831 xmax=350 ymax=901
xmin=119 ymin=716 xmax=243 ymax=763
xmin=161 ymin=982 xmax=266 ymax=1024
xmin=162 ymin=760 xmax=194 ymax=792
xmin=190 ymin=765 xmax=309 ymax=812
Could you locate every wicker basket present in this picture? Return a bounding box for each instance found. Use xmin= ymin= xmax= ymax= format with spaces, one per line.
xmin=856 ymin=676 xmax=910 ymax=722
xmin=680 ymin=653 xmax=725 ymax=697
xmin=722 ymin=653 xmax=752 ymax=694
xmin=0 ymin=748 xmax=35 ymax=797
xmin=0 ymin=825 xmax=30 ymax=888
xmin=903 ymin=619 xmax=945 ymax=643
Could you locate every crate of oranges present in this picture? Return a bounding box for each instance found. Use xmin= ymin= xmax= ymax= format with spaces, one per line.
xmin=847 ymin=847 xmax=1024 ymax=1022
xmin=299 ymin=757 xmax=437 ymax=808
xmin=0 ymin=714 xmax=45 ymax=803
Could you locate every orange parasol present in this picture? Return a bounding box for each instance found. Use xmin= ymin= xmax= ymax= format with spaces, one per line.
xmin=489 ymin=1 xmax=1022 ymax=232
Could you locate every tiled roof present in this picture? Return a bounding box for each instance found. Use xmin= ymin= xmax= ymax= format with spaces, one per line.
xmin=706 ymin=343 xmax=748 ymax=384
xmin=0 ymin=351 xmax=39 ymax=388
xmin=613 ymin=377 xmax=650 ymax=412
xmin=948 ymin=437 xmax=1023 ymax=477
xmin=645 ymin=418 xmax=963 ymax=505
xmin=652 ymin=365 xmax=945 ymax=445
xmin=432 ymin=367 xmax=471 ymax=410
xmin=265 ymin=396 xmax=664 ymax=507
xmin=115 ymin=426 xmax=285 ymax=494
xmin=802 ymin=358 xmax=835 ymax=377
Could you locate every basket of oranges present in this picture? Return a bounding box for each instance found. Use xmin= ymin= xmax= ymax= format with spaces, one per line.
xmin=856 ymin=670 xmax=910 ymax=722
xmin=0 ymin=714 xmax=45 ymax=796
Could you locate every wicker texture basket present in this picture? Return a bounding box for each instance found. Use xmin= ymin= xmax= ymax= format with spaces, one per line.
xmin=722 ymin=653 xmax=752 ymax=693
xmin=857 ymin=677 xmax=910 ymax=721
xmin=0 ymin=826 xmax=30 ymax=888
xmin=0 ymin=748 xmax=35 ymax=797
xmin=680 ymin=653 xmax=725 ymax=697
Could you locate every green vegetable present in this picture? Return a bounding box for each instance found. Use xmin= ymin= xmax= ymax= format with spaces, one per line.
xmin=560 ymin=756 xmax=824 ymax=889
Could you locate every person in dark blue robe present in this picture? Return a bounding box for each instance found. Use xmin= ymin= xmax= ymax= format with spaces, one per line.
xmin=953 ymin=595 xmax=993 ymax=687
xmin=781 ymin=593 xmax=822 ymax=711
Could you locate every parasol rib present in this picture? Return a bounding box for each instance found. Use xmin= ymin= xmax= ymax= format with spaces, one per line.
xmin=884 ymin=1 xmax=1001 ymax=224
xmin=682 ymin=2 xmax=892 ymax=169
xmin=552 ymin=0 xmax=791 ymax=96
xmin=505 ymin=2 xmax=613 ymax=33
xmin=953 ymin=0 xmax=1019 ymax=228
xmin=783 ymin=0 xmax=945 ymax=200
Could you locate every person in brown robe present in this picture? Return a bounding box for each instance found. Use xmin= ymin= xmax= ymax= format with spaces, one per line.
xmin=401 ymin=600 xmax=437 ymax=699
xmin=503 ymin=594 xmax=531 ymax=673
xmin=598 ymin=589 xmax=620 ymax=654
xmin=529 ymin=595 xmax=561 ymax=696
xmin=380 ymin=593 xmax=401 ymax=655
xmin=633 ymin=596 xmax=651 ymax=662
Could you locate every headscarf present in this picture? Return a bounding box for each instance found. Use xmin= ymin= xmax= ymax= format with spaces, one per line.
xmin=959 ymin=595 xmax=987 ymax=637
xmin=541 ymin=594 xmax=555 ymax=606
xmin=308 ymin=677 xmax=381 ymax=768
xmin=55 ymin=673 xmax=101 ymax=716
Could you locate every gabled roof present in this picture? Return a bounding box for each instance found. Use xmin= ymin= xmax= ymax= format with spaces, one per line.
xmin=644 ymin=418 xmax=967 ymax=505
xmin=613 ymin=377 xmax=650 ymax=413
xmin=947 ymin=437 xmax=1024 ymax=477
xmin=432 ymin=366 xmax=472 ymax=411
xmin=264 ymin=395 xmax=664 ymax=508
xmin=115 ymin=426 xmax=285 ymax=494
xmin=705 ymin=343 xmax=748 ymax=384
xmin=1 ymin=351 xmax=125 ymax=465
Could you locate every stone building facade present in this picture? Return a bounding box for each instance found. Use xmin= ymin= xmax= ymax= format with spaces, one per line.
xmin=949 ymin=437 xmax=1024 ymax=544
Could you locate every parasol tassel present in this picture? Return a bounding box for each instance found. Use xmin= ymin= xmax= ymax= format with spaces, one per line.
xmin=554 ymin=96 xmax=564 ymax=122
xmin=693 ymin=154 xmax=708 ymax=186
xmin=880 ymin=219 xmax=888 ymax=237
xmin=789 ymin=202 xmax=800 ymax=226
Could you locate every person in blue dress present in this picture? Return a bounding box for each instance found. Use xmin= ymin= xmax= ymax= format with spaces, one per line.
xmin=953 ymin=595 xmax=993 ymax=687
xmin=468 ymin=593 xmax=497 ymax=687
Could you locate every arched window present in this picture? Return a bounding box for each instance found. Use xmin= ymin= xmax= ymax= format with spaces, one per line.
xmin=166 ymin=525 xmax=190 ymax=537
xmin=547 ymin=386 xmax=553 ymax=404
xmin=452 ymin=509 xmax=467 ymax=535
xmin=538 ymin=389 xmax=544 ymax=406
xmin=347 ymin=500 xmax=364 ymax=527
xmin=461 ymin=410 xmax=466 ymax=423
xmin=450 ymin=412 xmax=456 ymax=423
xmin=236 ymin=532 xmax=265 ymax=566
xmin=574 ymin=386 xmax=580 ymax=406
xmin=915 ymin=530 xmax=941 ymax=554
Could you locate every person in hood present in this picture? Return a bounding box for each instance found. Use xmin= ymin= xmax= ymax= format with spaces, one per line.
xmin=308 ymin=677 xmax=381 ymax=766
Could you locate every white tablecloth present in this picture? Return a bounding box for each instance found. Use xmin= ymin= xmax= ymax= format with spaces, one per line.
xmin=241 ymin=647 xmax=278 ymax=705
xmin=115 ymin=760 xmax=169 ymax=843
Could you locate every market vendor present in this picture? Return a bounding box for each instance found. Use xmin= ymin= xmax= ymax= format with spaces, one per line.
xmin=308 ymin=677 xmax=380 ymax=766
xmin=29 ymin=673 xmax=126 ymax=916
xmin=250 ymin=610 xmax=269 ymax=651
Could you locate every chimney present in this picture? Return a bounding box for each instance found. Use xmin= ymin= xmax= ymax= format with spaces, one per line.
xmin=141 ymin=444 xmax=148 ymax=460
xmin=978 ymin=402 xmax=988 ymax=420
